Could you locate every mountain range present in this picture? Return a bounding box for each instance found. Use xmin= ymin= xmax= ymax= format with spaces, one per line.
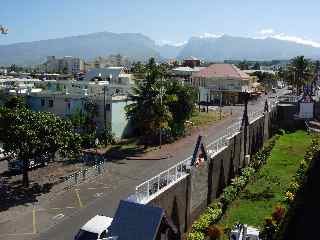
xmin=0 ymin=32 xmax=320 ymax=65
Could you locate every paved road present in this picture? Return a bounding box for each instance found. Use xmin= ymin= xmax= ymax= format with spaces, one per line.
xmin=0 ymin=90 xmax=286 ymax=240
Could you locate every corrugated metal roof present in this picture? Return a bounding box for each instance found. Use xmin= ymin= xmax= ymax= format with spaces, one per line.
xmin=107 ymin=200 xmax=164 ymax=240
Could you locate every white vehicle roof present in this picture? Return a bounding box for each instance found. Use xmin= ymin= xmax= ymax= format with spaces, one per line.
xmin=81 ymin=215 xmax=113 ymax=234
xmin=247 ymin=226 xmax=260 ymax=236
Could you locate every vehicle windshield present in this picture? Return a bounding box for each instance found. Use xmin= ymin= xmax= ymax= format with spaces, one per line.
xmin=75 ymin=229 xmax=99 ymax=240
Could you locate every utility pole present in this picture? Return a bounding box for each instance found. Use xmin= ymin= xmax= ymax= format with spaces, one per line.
xmin=219 ymin=91 xmax=223 ymax=120
xmin=206 ymin=93 xmax=209 ymax=113
xmin=158 ymin=78 xmax=165 ymax=149
xmin=103 ymin=84 xmax=106 ymax=132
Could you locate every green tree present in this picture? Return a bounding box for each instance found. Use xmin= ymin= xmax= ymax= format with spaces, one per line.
xmin=131 ymin=61 xmax=146 ymax=74
xmin=287 ymin=56 xmax=313 ymax=95
xmin=126 ymin=58 xmax=197 ymax=144
xmin=0 ymin=107 xmax=81 ymax=187
xmin=126 ymin=58 xmax=173 ymax=144
xmin=4 ymin=95 xmax=26 ymax=109
xmin=166 ymin=80 xmax=197 ymax=137
xmin=237 ymin=60 xmax=249 ymax=70
xmin=252 ymin=62 xmax=261 ymax=70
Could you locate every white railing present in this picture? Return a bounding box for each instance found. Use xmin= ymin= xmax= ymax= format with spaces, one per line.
xmin=135 ymin=157 xmax=191 ymax=204
xmin=278 ymin=96 xmax=299 ymax=103
xmin=57 ymin=160 xmax=106 ymax=191
xmin=225 ymin=121 xmax=241 ymax=138
xmin=248 ymin=111 xmax=264 ymax=122
xmin=207 ymin=135 xmax=229 ymax=156
xmin=134 ymin=102 xmax=280 ymax=204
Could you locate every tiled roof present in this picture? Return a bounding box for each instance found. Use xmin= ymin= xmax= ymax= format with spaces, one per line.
xmin=193 ymin=64 xmax=250 ymax=80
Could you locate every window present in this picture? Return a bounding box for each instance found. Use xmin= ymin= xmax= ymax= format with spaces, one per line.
xmin=48 ymin=100 xmax=54 ymax=107
xmin=41 ymin=99 xmax=45 ymax=107
xmin=105 ymin=104 xmax=111 ymax=111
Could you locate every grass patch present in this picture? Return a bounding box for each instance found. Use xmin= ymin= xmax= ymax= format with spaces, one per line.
xmin=219 ymin=130 xmax=312 ymax=228
xmin=190 ymin=110 xmax=229 ymax=127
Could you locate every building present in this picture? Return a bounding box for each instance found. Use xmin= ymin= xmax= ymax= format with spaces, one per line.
xmin=191 ymin=64 xmax=255 ymax=105
xmin=183 ymin=56 xmax=201 ymax=68
xmin=84 ymin=55 xmax=130 ymax=72
xmin=83 ymin=67 xmax=133 ymax=85
xmin=26 ymin=86 xmax=132 ymax=139
xmin=45 ymin=56 xmax=85 ymax=74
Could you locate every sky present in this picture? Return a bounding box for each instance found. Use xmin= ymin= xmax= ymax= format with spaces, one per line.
xmin=1 ymin=0 xmax=320 ymax=47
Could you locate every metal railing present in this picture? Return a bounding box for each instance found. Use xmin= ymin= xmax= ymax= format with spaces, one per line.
xmin=58 ymin=160 xmax=106 ymax=190
xmin=135 ymin=157 xmax=191 ymax=204
xmin=207 ymin=135 xmax=229 ymax=155
xmin=134 ymin=101 xmax=280 ymax=204
xmin=225 ymin=121 xmax=241 ymax=138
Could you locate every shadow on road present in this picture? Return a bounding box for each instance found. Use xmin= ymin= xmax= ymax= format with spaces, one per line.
xmin=0 ymin=174 xmax=53 ymax=212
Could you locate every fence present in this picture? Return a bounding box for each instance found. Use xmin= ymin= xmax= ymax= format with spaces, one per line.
xmin=135 ymin=157 xmax=191 ymax=204
xmin=134 ymin=101 xmax=279 ymax=204
xmin=57 ymin=160 xmax=106 ymax=191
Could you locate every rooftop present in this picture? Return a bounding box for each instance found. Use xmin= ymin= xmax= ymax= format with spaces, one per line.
xmin=192 ymin=64 xmax=251 ymax=80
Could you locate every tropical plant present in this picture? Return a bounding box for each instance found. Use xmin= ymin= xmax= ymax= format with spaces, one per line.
xmin=0 ymin=107 xmax=81 ymax=187
xmin=286 ymin=56 xmax=314 ymax=95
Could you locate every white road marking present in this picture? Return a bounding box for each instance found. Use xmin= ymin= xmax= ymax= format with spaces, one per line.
xmin=94 ymin=192 xmax=103 ymax=197
xmin=52 ymin=213 xmax=64 ymax=221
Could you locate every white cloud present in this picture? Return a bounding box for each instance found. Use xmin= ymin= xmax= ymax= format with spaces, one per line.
xmin=271 ymin=34 xmax=320 ymax=48
xmin=157 ymin=40 xmax=187 ymax=47
xmin=198 ymin=33 xmax=224 ymax=39
xmin=259 ymin=29 xmax=275 ymax=35
xmin=257 ymin=29 xmax=320 ymax=48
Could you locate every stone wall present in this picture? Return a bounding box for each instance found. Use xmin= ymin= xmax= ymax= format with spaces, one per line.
xmin=148 ymin=107 xmax=277 ymax=237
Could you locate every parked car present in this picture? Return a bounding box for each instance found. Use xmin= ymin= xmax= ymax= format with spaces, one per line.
xmin=74 ymin=215 xmax=113 ymax=240
xmin=8 ymin=153 xmax=50 ymax=172
xmin=230 ymin=224 xmax=260 ymax=240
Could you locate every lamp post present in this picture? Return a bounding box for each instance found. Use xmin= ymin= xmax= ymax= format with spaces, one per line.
xmin=95 ymin=138 xmax=99 ymax=164
xmin=158 ymin=79 xmax=165 ymax=149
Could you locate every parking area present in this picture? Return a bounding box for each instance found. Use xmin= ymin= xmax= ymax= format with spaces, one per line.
xmin=0 ymin=174 xmax=114 ymax=239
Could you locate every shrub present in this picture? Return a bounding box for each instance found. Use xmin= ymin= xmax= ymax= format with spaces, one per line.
xmin=271 ymin=205 xmax=286 ymax=224
xmin=187 ymin=231 xmax=206 ymax=240
xmin=188 ymin=135 xmax=278 ymax=240
xmin=207 ymin=225 xmax=224 ymax=240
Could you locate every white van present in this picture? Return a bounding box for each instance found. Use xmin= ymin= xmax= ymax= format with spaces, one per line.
xmin=74 ymin=215 xmax=113 ymax=240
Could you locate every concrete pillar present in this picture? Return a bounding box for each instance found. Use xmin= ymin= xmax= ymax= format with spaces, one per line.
xmin=240 ymin=97 xmax=250 ymax=168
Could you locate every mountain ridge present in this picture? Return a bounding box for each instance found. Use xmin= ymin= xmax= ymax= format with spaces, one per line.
xmin=0 ymin=31 xmax=319 ymax=65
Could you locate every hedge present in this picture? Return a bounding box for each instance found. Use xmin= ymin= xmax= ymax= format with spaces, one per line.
xmin=187 ymin=135 xmax=279 ymax=240
xmin=260 ymin=136 xmax=320 ymax=240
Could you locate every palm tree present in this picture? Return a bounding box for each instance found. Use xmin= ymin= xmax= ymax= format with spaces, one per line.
xmin=287 ymin=56 xmax=313 ymax=95
xmin=126 ymin=58 xmax=174 ymax=145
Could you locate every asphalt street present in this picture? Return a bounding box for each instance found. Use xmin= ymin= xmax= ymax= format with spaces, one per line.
xmin=0 ymin=90 xmax=286 ymax=240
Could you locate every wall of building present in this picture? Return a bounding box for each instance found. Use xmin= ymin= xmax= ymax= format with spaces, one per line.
xmin=148 ymin=108 xmax=278 ymax=236
xmin=111 ymin=100 xmax=133 ymax=139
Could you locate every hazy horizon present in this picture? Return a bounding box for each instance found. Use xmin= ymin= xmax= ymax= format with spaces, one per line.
xmin=1 ymin=0 xmax=320 ymax=47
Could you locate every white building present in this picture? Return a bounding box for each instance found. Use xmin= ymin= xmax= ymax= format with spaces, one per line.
xmin=45 ymin=56 xmax=85 ymax=74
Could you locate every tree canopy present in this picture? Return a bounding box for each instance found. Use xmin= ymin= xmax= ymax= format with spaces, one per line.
xmin=0 ymin=106 xmax=81 ymax=187
xmin=126 ymin=58 xmax=197 ymax=144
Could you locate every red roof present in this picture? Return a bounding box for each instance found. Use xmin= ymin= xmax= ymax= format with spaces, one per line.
xmin=192 ymin=64 xmax=250 ymax=80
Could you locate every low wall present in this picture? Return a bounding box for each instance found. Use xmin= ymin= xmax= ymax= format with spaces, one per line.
xmin=148 ymin=107 xmax=277 ymax=237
